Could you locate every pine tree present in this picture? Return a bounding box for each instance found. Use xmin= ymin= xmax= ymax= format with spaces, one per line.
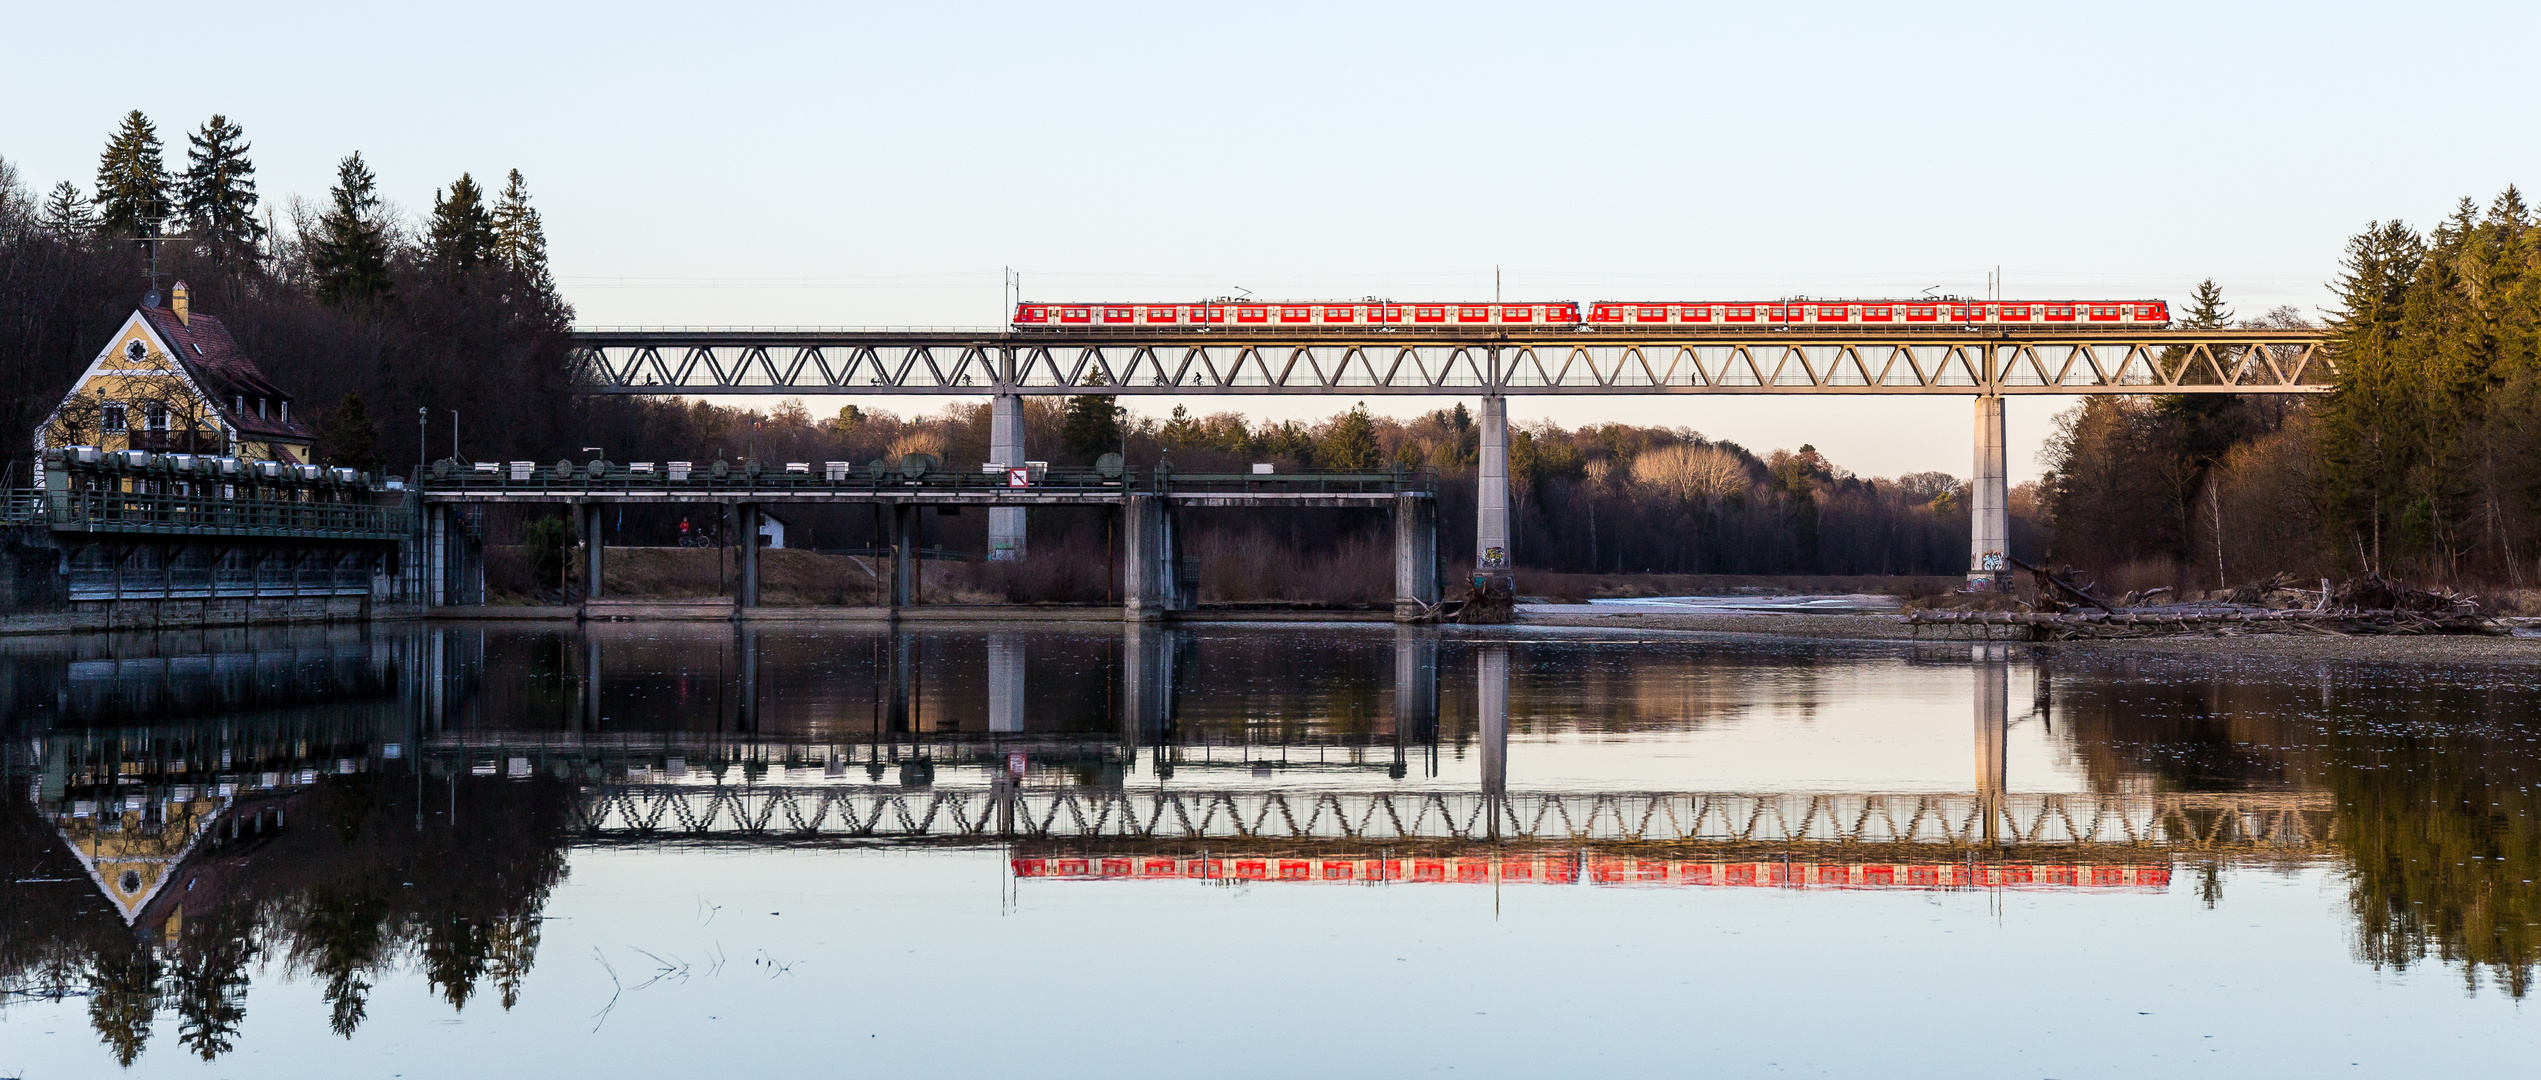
xmin=424 ymin=173 xmax=496 ymax=275
xmin=39 ymin=180 xmax=96 ymax=237
xmin=2319 ymin=220 xmax=2429 ymax=573
xmin=309 ymin=153 xmax=393 ymax=306
xmin=490 ymin=169 xmax=550 ymax=284
xmin=2182 ymin=278 xmax=2233 ymax=329
xmin=179 ymin=114 xmax=265 ymax=263
xmin=93 ymin=109 xmax=171 ymax=239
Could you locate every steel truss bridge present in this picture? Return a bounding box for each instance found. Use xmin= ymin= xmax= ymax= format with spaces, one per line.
xmin=571 ymin=328 xmax=2334 ymax=397
xmin=570 ymin=784 xmax=2335 ymax=853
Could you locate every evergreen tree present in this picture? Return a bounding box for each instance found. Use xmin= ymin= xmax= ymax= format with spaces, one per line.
xmin=424 ymin=173 xmax=497 ymax=275
xmin=2181 ymin=278 xmax=2233 ymax=329
xmin=1058 ymin=380 xmax=1123 ymax=464
xmin=93 ymin=109 xmax=171 ymax=239
xmin=313 ymin=391 xmax=384 ymax=470
xmin=490 ymin=169 xmax=550 ymax=284
xmin=1316 ymin=402 xmax=1381 ymax=470
xmin=2319 ymin=220 xmax=2429 ymax=573
xmin=39 ymin=180 xmax=96 ymax=237
xmin=178 ymin=114 xmax=265 ymax=263
xmin=309 ymin=152 xmax=393 ymax=306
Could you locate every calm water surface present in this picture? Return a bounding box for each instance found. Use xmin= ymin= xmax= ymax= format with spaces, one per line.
xmin=2 ymin=622 xmax=2536 ymax=1077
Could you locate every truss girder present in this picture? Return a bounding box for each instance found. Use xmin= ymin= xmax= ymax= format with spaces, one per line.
xmin=571 ymin=330 xmax=2333 ymax=396
xmin=568 ymin=786 xmax=2334 ymax=850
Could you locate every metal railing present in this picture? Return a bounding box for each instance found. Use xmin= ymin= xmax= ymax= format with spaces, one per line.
xmin=15 ymin=487 xmax=409 ymax=540
xmin=418 ymin=462 xmax=1436 ymax=499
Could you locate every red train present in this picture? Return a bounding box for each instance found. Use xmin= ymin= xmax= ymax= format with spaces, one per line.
xmin=1012 ymin=298 xmax=2168 ymax=330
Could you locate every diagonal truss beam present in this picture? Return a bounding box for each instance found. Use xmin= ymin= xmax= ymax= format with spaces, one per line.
xmin=571 ymin=329 xmax=2336 ymax=396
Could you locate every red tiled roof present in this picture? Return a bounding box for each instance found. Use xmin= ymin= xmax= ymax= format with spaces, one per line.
xmin=136 ymin=306 xmax=313 ymax=444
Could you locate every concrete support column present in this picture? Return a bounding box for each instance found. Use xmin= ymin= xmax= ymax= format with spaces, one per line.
xmin=425 ymin=505 xmax=447 ymax=607
xmin=987 ymin=634 xmax=1025 ymax=733
xmin=1975 ymin=645 xmax=2008 ymax=845
xmin=887 ymin=630 xmax=913 ymax=732
xmin=582 ymin=503 xmax=604 ymax=601
xmin=892 ymin=504 xmax=919 ymax=607
xmin=988 ymin=393 xmax=1027 ymax=561
xmin=1970 ymin=394 xmax=2010 ymax=590
xmin=1476 ymin=395 xmax=1510 ymax=576
xmin=736 ymin=503 xmax=760 ymax=608
xmin=1121 ymin=493 xmax=1178 ymax=621
xmin=1393 ymin=494 xmax=1440 ymax=621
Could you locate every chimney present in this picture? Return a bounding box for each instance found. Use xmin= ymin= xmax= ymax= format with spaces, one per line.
xmin=172 ymin=281 xmax=191 ymax=325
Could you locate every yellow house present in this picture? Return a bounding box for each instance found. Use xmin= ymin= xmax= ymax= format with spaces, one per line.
xmin=35 ymin=282 xmax=315 ymax=464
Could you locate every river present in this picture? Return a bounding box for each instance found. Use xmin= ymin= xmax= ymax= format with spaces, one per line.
xmin=2 ymin=622 xmax=2534 ymax=1076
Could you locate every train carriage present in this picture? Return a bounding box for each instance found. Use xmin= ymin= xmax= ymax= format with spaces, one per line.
xmin=1014 ymin=301 xmax=1582 ymax=330
xmin=1582 ymin=300 xmax=2170 ymax=329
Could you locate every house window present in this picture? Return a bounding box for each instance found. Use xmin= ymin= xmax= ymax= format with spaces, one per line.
xmin=101 ymin=403 xmax=127 ymax=433
xmin=124 ymin=341 xmax=145 ymax=362
xmin=257 ymin=398 xmax=266 ymax=419
xmin=279 ymin=400 xmax=288 ymax=423
xmin=146 ymin=403 xmax=169 ymax=431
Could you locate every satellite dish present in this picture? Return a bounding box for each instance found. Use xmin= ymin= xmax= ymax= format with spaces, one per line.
xmin=1095 ymin=452 xmax=1124 ymax=479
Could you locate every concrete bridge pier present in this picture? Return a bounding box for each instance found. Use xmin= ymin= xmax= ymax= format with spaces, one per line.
xmin=988 ymin=393 xmax=1027 ymax=561
xmin=728 ymin=503 xmax=762 ymax=608
xmin=1476 ymin=395 xmax=1510 ymax=584
xmin=1969 ymin=391 xmax=2010 ymax=590
xmin=1394 ymin=493 xmax=1440 ymax=620
xmin=581 ymin=502 xmax=605 ymax=600
xmin=1121 ymin=494 xmax=1188 ymax=621
xmin=738 ymin=624 xmax=759 ymax=731
xmin=892 ymin=504 xmax=919 ymax=607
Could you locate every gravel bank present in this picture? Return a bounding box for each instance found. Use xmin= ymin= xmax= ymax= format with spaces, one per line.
xmin=1516 ymin=606 xmax=2541 ymax=665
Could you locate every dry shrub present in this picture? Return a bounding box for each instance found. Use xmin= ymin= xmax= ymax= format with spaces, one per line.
xmin=1190 ymin=528 xmax=1391 ymax=605
xmin=968 ymin=534 xmax=1116 ymax=603
xmin=1628 ymin=444 xmax=1748 ymax=501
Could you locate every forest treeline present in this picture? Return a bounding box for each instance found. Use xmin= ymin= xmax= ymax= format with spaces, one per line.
xmin=578 ymin=393 xmax=1982 ymax=575
xmin=2042 ymin=187 xmax=2540 ymax=589
xmin=12 ymin=113 xmax=2533 ymax=582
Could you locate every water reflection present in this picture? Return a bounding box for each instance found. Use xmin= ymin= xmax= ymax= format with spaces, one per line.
xmin=2 ymin=624 xmax=2537 ymax=1069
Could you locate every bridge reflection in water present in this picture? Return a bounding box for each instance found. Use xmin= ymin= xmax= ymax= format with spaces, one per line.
xmin=7 ymin=621 xmax=2537 ymax=1069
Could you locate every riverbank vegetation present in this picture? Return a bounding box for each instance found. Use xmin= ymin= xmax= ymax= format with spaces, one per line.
xmin=2043 ymin=188 xmax=2540 ymax=591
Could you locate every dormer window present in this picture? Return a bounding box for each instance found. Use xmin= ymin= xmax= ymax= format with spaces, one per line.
xmin=235 ymin=395 xmax=244 ymax=416
xmin=279 ymin=400 xmax=288 ymax=423
xmin=257 ymin=398 xmax=266 ymax=419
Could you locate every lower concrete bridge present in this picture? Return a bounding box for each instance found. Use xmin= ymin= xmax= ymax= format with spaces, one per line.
xmin=413 ymin=460 xmax=1441 ymax=619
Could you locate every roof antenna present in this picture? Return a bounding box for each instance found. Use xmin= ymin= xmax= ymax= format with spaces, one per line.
xmin=1231 ymin=286 xmax=1251 ymax=299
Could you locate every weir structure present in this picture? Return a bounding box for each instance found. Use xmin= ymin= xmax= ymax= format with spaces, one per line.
xmin=414 ymin=458 xmax=1440 ymax=619
xmin=570 ymin=326 xmax=2335 ymax=589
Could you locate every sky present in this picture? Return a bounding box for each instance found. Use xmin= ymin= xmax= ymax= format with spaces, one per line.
xmin=8 ymin=0 xmax=2538 ymax=484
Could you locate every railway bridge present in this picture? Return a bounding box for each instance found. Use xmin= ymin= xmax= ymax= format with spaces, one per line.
xmin=569 ymin=326 xmax=2334 ymax=590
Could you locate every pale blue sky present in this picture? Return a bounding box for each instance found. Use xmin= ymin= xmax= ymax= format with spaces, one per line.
xmin=9 ymin=0 xmax=2535 ymax=482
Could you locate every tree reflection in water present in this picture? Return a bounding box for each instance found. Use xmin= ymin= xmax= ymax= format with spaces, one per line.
xmin=2333 ymin=726 xmax=2541 ymax=997
xmin=0 ymin=769 xmax=571 ymax=1062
